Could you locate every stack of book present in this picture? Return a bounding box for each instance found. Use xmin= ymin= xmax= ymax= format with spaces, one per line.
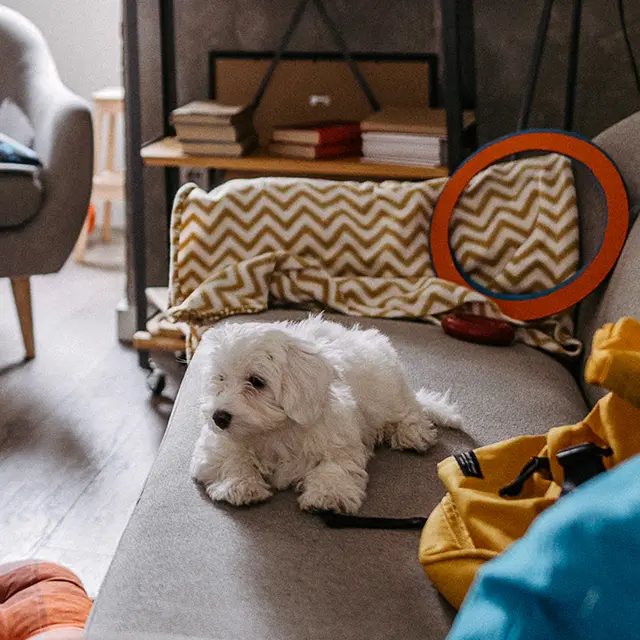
xmin=267 ymin=121 xmax=361 ymax=159
xmin=171 ymin=101 xmax=257 ymax=157
xmin=361 ymin=107 xmax=475 ymax=167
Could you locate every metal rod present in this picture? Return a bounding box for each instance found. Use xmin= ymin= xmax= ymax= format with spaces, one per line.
xmin=251 ymin=0 xmax=311 ymax=109
xmin=517 ymin=0 xmax=554 ymax=131
xmin=311 ymin=0 xmax=380 ymax=111
xmin=564 ymin=0 xmax=583 ymax=131
xmin=441 ymin=0 xmax=464 ymax=171
xmin=210 ymin=169 xmax=226 ymax=189
xmin=618 ymin=0 xmax=640 ymax=98
xmin=159 ymin=0 xmax=179 ymax=228
xmin=429 ymin=57 xmax=439 ymax=107
xmin=457 ymin=0 xmax=477 ymax=111
xmin=159 ymin=0 xmax=178 ymax=135
xmin=123 ymin=0 xmax=149 ymax=369
xmin=164 ymin=167 xmax=181 ymax=228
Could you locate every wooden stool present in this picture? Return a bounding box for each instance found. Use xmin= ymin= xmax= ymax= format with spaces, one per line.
xmin=74 ymin=86 xmax=125 ymax=261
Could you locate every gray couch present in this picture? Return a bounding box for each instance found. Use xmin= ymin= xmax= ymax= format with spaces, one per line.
xmin=88 ymin=113 xmax=640 ymax=639
xmin=0 ymin=6 xmax=93 ymax=358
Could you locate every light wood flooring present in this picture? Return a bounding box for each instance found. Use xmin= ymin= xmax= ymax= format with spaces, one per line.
xmin=0 ymin=231 xmax=183 ymax=597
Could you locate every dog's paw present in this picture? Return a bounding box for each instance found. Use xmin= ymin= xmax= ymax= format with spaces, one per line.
xmin=205 ymin=478 xmax=272 ymax=506
xmin=298 ymin=485 xmax=364 ymax=515
xmin=388 ymin=415 xmax=438 ymax=452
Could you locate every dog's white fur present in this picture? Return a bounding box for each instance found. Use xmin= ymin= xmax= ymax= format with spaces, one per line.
xmin=190 ymin=315 xmax=461 ymax=514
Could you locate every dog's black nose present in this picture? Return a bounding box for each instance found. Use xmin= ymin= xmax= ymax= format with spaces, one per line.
xmin=212 ymin=410 xmax=232 ymax=429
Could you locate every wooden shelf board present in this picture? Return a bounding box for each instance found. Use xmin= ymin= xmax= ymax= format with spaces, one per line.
xmin=135 ymin=288 xmax=188 ymax=352
xmin=141 ymin=137 xmax=449 ymax=179
xmin=147 ymin=313 xmax=186 ymax=339
xmin=133 ymin=330 xmax=185 ymax=352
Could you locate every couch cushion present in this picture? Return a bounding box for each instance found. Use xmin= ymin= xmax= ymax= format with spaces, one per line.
xmin=574 ymin=111 xmax=640 ymax=405
xmin=88 ymin=312 xmax=588 ymax=640
xmin=0 ymin=162 xmax=41 ymax=228
xmin=575 ymin=111 xmax=640 ymax=272
xmin=578 ymin=215 xmax=640 ymax=406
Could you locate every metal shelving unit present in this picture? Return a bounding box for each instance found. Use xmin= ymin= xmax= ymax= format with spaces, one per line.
xmin=122 ymin=0 xmax=477 ymax=383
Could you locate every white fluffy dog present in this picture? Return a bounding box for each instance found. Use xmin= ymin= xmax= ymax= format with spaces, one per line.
xmin=191 ymin=315 xmax=461 ymax=514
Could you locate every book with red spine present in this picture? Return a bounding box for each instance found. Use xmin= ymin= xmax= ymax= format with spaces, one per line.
xmin=271 ymin=121 xmax=361 ymax=145
xmin=268 ymin=139 xmax=362 ymax=159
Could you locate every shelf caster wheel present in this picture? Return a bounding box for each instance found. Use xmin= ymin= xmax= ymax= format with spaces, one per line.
xmin=146 ymin=366 xmax=166 ymax=396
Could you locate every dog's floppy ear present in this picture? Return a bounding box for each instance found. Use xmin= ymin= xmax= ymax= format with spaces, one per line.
xmin=199 ymin=325 xmax=224 ymax=356
xmin=279 ymin=337 xmax=334 ymax=424
xmin=198 ymin=326 xmax=223 ymax=375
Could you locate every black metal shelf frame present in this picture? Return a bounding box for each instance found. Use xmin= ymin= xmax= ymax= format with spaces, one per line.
xmin=123 ymin=0 xmax=477 ymax=372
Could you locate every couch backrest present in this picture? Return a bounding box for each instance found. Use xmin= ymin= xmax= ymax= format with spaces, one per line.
xmin=575 ymin=111 xmax=640 ymax=406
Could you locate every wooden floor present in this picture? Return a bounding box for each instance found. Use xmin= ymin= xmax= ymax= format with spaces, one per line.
xmin=0 ymin=231 xmax=183 ymax=597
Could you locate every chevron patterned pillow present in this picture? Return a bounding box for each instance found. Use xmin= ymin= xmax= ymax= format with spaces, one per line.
xmin=171 ymin=176 xmax=439 ymax=288
xmin=450 ymin=152 xmax=578 ymax=294
xmin=168 ymin=154 xmax=581 ymax=359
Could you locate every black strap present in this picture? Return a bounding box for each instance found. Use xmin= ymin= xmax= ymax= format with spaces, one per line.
xmin=320 ymin=512 xmax=427 ymax=530
xmin=322 ymin=443 xmax=616 ymax=527
xmin=499 ymin=456 xmax=551 ymax=498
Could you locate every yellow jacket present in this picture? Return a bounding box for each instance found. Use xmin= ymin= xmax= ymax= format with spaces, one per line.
xmin=419 ymin=317 xmax=640 ymax=609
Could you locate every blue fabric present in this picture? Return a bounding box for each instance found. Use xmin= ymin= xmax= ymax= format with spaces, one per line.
xmin=448 ymin=454 xmax=640 ymax=640
xmin=0 ymin=132 xmax=40 ymax=165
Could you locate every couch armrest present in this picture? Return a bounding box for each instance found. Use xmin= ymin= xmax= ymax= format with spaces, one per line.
xmin=31 ymin=79 xmax=93 ymax=228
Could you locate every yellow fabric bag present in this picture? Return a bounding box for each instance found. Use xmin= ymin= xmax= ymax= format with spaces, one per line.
xmin=419 ymin=317 xmax=640 ymax=610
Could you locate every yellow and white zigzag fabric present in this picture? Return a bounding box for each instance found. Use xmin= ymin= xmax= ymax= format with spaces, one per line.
xmin=168 ymin=154 xmax=581 ymax=357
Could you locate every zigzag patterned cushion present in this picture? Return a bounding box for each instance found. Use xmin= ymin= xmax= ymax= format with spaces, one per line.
xmin=450 ymin=153 xmax=578 ymax=294
xmin=171 ymin=177 xmax=437 ymax=286
xmin=168 ymin=154 xmax=581 ymax=358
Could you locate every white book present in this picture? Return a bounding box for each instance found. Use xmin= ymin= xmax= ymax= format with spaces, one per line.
xmin=362 ymin=142 xmax=443 ymax=161
xmin=174 ymin=122 xmax=253 ymax=142
xmin=364 ymin=144 xmax=442 ymax=159
xmin=180 ymin=135 xmax=257 ymax=157
xmin=361 ymin=131 xmax=445 ymax=145
xmin=171 ymin=101 xmax=252 ymax=126
xmin=360 ymin=156 xmax=443 ymax=168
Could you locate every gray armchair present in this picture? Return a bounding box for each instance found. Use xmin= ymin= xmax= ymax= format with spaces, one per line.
xmin=0 ymin=6 xmax=93 ymax=359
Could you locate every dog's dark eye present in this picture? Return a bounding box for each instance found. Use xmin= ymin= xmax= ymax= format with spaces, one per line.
xmin=247 ymin=375 xmax=266 ymax=389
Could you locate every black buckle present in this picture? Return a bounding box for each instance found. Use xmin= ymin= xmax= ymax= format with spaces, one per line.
xmin=557 ymin=442 xmax=613 ymax=496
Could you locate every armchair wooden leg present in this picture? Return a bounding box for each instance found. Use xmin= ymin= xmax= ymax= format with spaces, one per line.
xmin=74 ymin=214 xmax=90 ymax=262
xmin=102 ymin=200 xmax=112 ymax=242
xmin=10 ymin=277 xmax=35 ymax=359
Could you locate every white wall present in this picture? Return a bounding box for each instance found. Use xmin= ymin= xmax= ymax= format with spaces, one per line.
xmin=4 ymin=0 xmax=126 ymax=228
xmin=4 ymin=0 xmax=122 ymax=100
